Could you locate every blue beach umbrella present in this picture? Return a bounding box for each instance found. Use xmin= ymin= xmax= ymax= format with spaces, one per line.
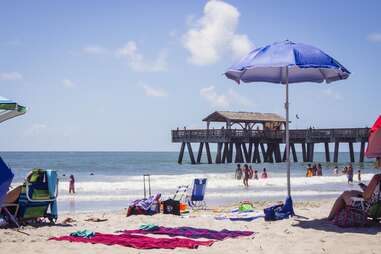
xmin=0 ymin=157 xmax=14 ymax=207
xmin=225 ymin=40 xmax=350 ymax=203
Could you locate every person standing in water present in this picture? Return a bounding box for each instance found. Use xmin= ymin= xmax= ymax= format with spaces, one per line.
xmin=243 ymin=164 xmax=250 ymax=188
xmin=235 ymin=164 xmax=242 ymax=180
xmin=261 ymin=168 xmax=268 ymax=179
xmin=69 ymin=174 xmax=75 ymax=194
xmin=347 ymin=164 xmax=354 ymax=184
xmin=316 ymin=163 xmax=323 ymax=176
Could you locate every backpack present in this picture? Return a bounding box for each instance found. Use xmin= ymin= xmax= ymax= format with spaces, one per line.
xmin=368 ymin=183 xmax=381 ymax=220
xmin=333 ymin=207 xmax=368 ymax=227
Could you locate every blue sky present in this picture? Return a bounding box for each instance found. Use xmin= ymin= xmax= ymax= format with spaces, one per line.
xmin=0 ymin=0 xmax=380 ymax=151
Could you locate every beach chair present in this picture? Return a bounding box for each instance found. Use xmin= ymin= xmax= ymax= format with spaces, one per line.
xmin=173 ymin=185 xmax=189 ymax=202
xmin=187 ymin=178 xmax=207 ymax=209
xmin=350 ymin=183 xmax=381 ymax=220
xmin=17 ymin=169 xmax=58 ymax=224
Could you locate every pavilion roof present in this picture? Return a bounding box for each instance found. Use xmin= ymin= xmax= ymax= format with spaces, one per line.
xmin=202 ymin=111 xmax=285 ymax=123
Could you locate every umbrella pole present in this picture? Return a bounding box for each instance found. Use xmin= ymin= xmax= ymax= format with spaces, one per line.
xmin=285 ymin=66 xmax=291 ymax=197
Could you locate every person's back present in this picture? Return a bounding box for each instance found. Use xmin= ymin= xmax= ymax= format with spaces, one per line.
xmin=306 ymin=164 xmax=313 ymax=177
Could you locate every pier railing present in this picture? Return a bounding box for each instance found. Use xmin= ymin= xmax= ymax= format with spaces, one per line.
xmin=172 ymin=128 xmax=369 ymax=143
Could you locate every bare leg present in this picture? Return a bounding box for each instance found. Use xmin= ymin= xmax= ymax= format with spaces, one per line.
xmin=328 ymin=190 xmax=362 ymax=220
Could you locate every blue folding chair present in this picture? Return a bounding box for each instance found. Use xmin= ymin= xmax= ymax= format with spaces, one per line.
xmin=18 ymin=169 xmax=58 ymax=224
xmin=188 ymin=178 xmax=207 ymax=209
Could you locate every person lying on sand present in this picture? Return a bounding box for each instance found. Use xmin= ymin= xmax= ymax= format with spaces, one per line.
xmin=328 ymin=174 xmax=381 ymax=220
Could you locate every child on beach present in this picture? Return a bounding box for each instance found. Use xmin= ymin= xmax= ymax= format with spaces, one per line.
xmin=69 ymin=174 xmax=75 ymax=194
xmin=261 ymin=168 xmax=268 ymax=179
xmin=333 ymin=166 xmax=339 ymax=176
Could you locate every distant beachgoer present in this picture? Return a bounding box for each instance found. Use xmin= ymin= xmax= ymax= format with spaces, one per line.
xmin=317 ymin=163 xmax=323 ymax=176
xmin=248 ymin=166 xmax=254 ymax=179
xmin=342 ymin=166 xmax=348 ymax=175
xmin=90 ymin=172 xmax=94 ymax=176
xmin=243 ymin=164 xmax=250 ymax=188
xmin=333 ymin=166 xmax=338 ymax=176
xmin=254 ymin=170 xmax=259 ymax=180
xmin=358 ymin=170 xmax=362 ymax=182
xmin=235 ymin=164 xmax=242 ymax=180
xmin=261 ymin=168 xmax=268 ymax=179
xmin=306 ymin=164 xmax=313 ymax=177
xmin=312 ymin=164 xmax=317 ymax=176
xmin=376 ymin=157 xmax=381 ymax=168
xmin=69 ymin=175 xmax=75 ymax=194
xmin=347 ymin=165 xmax=354 ymax=184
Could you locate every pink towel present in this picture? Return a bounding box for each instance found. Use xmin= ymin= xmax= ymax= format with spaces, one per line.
xmin=50 ymin=233 xmax=214 ymax=249
xmin=124 ymin=226 xmax=255 ymax=240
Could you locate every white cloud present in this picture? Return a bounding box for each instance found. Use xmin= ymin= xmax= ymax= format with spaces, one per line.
xmin=182 ymin=0 xmax=253 ymax=65
xmin=200 ymin=86 xmax=253 ymax=108
xmin=24 ymin=123 xmax=48 ymax=136
xmin=82 ymin=45 xmax=107 ymax=54
xmin=322 ymin=88 xmax=343 ymax=101
xmin=143 ymin=85 xmax=168 ymax=97
xmin=367 ymin=33 xmax=381 ymax=43
xmin=116 ymin=41 xmax=167 ymax=72
xmin=62 ymin=79 xmax=76 ymax=88
xmin=0 ymin=72 xmax=23 ymax=81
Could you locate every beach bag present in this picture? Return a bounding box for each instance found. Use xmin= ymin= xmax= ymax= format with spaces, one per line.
xmin=368 ymin=203 xmax=381 ymax=220
xmin=239 ymin=201 xmax=254 ymax=212
xmin=368 ymin=184 xmax=381 ymax=220
xmin=264 ymin=203 xmax=283 ymax=221
xmin=333 ymin=207 xmax=368 ymax=227
xmin=163 ymin=199 xmax=180 ymax=215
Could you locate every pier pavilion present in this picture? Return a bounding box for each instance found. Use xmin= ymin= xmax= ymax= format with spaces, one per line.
xmin=172 ymin=111 xmax=369 ymax=164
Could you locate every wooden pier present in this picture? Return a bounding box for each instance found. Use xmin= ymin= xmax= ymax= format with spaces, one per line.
xmin=172 ymin=111 xmax=369 ymax=164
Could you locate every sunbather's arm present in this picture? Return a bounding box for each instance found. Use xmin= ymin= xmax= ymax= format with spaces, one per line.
xmin=363 ymin=174 xmax=381 ymax=200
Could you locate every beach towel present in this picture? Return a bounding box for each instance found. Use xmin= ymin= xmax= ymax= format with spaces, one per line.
xmin=123 ymin=226 xmax=254 ymax=240
xmin=70 ymin=230 xmax=96 ymax=238
xmin=215 ymin=209 xmax=264 ymax=221
xmin=127 ymin=193 xmax=161 ymax=216
xmin=50 ymin=233 xmax=214 ymax=249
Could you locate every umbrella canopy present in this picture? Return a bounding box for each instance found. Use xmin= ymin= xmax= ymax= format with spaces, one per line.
xmin=0 ymin=157 xmax=14 ymax=206
xmin=0 ymin=97 xmax=27 ymax=124
xmin=225 ymin=40 xmax=350 ymax=84
xmin=366 ymin=115 xmax=381 ymax=158
xmin=225 ymin=40 xmax=350 ymax=198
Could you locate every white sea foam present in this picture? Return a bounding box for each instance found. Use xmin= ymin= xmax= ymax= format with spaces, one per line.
xmin=55 ymin=173 xmax=373 ymax=192
xmin=14 ymin=173 xmax=371 ymax=205
xmin=49 ymin=173 xmax=371 ymax=203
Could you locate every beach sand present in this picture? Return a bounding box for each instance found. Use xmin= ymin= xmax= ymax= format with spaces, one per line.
xmin=1 ymin=200 xmax=381 ymax=254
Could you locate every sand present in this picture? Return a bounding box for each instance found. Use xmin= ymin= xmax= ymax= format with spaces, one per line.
xmin=1 ymin=200 xmax=381 ymax=254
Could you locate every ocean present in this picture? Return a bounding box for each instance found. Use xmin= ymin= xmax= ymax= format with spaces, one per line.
xmin=1 ymin=151 xmax=380 ymax=213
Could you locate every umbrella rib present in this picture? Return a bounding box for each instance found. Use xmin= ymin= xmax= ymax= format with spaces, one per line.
xmin=318 ymin=68 xmax=327 ymax=82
